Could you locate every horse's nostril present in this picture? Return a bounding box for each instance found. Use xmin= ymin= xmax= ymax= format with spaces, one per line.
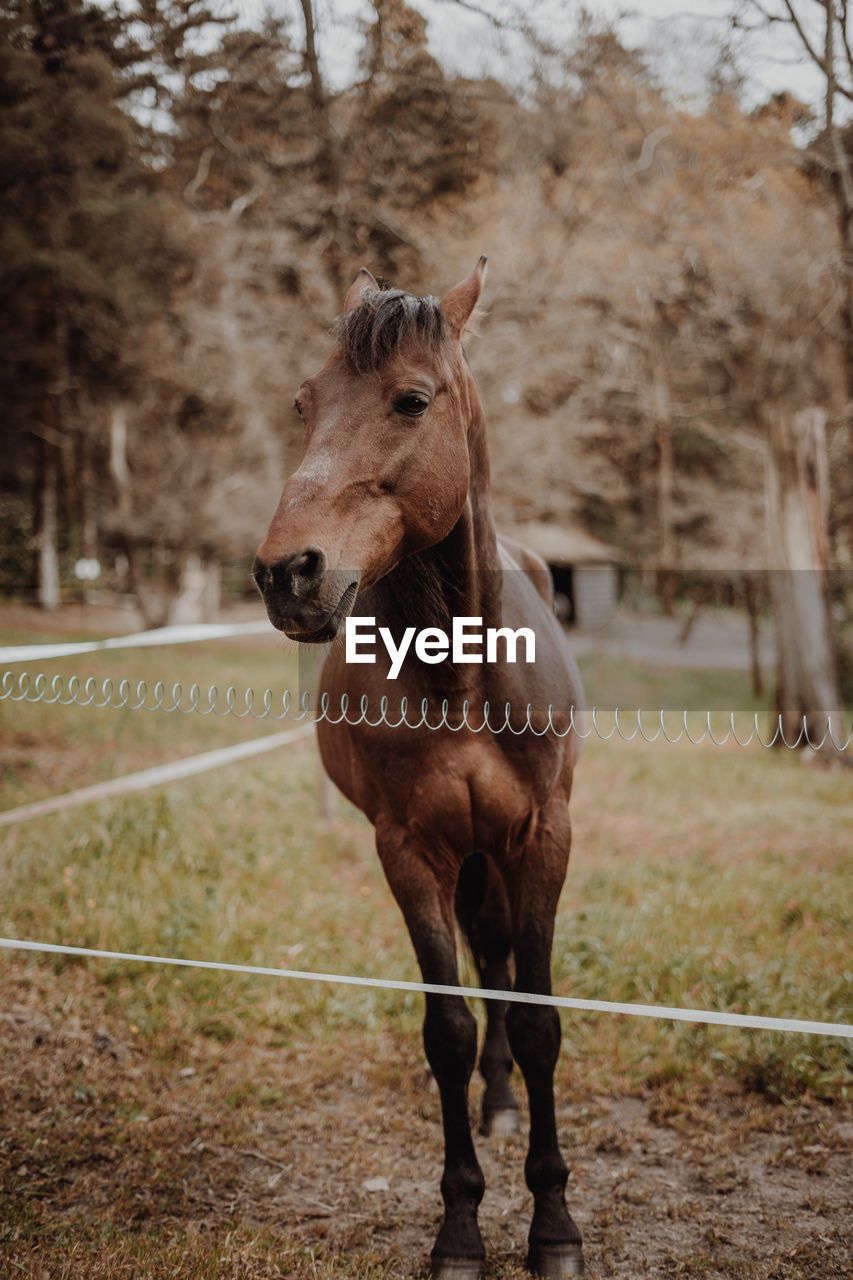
xmin=255 ymin=547 xmax=328 ymax=600
xmin=294 ymin=549 xmax=320 ymax=580
xmin=291 ymin=547 xmax=327 ymax=590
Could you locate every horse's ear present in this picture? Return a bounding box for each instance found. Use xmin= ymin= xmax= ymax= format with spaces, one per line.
xmin=440 ymin=255 xmax=487 ymax=339
xmin=345 ymin=268 xmax=379 ymax=314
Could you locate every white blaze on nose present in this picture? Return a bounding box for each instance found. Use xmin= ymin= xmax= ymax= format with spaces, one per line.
xmin=283 ymin=451 xmax=336 ymax=513
xmin=296 ymin=450 xmax=334 ymax=486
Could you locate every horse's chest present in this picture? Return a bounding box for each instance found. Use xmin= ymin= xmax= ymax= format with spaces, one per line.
xmin=321 ymin=719 xmax=563 ymax=859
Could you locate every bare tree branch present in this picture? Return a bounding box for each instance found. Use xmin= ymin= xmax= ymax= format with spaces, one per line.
xmin=226 ymin=185 xmax=260 ymax=223
xmin=782 ymin=0 xmax=829 ymax=73
xmin=826 ymin=0 xmax=836 ymax=129
xmin=839 ymin=0 xmax=853 ymax=77
xmin=429 ymin=0 xmax=521 ymax=29
xmin=298 ymin=0 xmax=326 ymax=111
xmin=183 ymin=143 xmax=214 ymax=202
xmin=741 ymin=1 xmax=853 ymax=98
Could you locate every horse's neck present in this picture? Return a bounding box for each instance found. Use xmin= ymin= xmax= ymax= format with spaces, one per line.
xmin=376 ymin=396 xmax=501 ymax=631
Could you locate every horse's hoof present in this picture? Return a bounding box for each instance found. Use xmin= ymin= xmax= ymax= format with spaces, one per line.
xmin=481 ymin=1107 xmax=520 ymax=1137
xmin=431 ymin=1257 xmax=484 ymax=1280
xmin=526 ymin=1242 xmax=585 ymax=1278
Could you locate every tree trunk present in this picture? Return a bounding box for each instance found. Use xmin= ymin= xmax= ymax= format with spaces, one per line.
xmin=109 ymin=402 xmax=131 ymax=516
xmin=36 ymin=437 xmax=61 ymax=610
xmin=109 ymin=403 xmax=185 ymax=629
xmin=167 ymin=552 xmax=221 ymax=624
xmin=297 ymin=0 xmax=350 ymax=283
xmin=743 ymin=575 xmax=764 ymax=697
xmin=653 ymin=363 xmax=677 ymax=616
xmin=76 ymin=418 xmax=100 ymax=603
xmin=121 ymin=543 xmax=186 ymax=630
xmin=823 ymin=0 xmax=853 ymax=401
xmin=764 ymin=406 xmax=845 ymax=755
xmin=836 ymin=171 xmax=853 ymax=403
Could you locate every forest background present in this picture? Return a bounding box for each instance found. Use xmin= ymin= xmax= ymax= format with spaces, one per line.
xmin=1 ymin=0 xmax=852 ymax=731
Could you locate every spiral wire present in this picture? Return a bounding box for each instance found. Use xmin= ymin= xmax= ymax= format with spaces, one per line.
xmin=2 ymin=669 xmax=850 ymax=751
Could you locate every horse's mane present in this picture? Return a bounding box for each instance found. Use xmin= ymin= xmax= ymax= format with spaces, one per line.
xmin=377 ymin=549 xmax=463 ymax=633
xmin=333 ymin=289 xmax=449 ymax=372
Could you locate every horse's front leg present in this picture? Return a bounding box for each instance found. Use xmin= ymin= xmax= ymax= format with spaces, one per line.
xmin=505 ymin=816 xmax=584 ymax=1280
xmin=456 ymin=853 xmax=520 ymax=1136
xmin=377 ymin=830 xmax=486 ymax=1280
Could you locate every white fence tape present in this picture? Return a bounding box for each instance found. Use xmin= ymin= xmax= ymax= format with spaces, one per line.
xmin=0 ymin=725 xmax=314 ymax=827
xmin=0 ymin=620 xmax=277 ymax=665
xmin=0 ymin=937 xmax=850 ymax=1039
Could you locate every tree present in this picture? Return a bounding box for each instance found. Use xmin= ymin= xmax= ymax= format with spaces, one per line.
xmin=736 ymin=2 xmax=853 ymax=390
xmin=0 ymin=0 xmax=186 ymax=605
xmin=105 ymin=0 xmax=512 ymax=624
xmin=764 ymin=406 xmax=844 ymax=746
xmin=99 ymin=225 xmax=287 ymax=627
xmin=466 ymin=41 xmax=835 ymax=555
xmin=732 ymin=1 xmax=851 ymax=744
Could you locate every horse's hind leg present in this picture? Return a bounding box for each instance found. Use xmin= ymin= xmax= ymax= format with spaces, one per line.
xmin=456 ymin=854 xmax=520 ymax=1136
xmin=506 ymin=817 xmax=584 ymax=1279
xmin=378 ymin=831 xmax=486 ymax=1280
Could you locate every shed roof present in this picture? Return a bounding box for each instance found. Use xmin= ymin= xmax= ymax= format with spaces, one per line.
xmin=501 ymin=521 xmax=622 ymax=566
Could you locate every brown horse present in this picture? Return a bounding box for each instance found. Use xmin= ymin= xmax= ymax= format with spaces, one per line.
xmin=254 ymin=260 xmax=586 ymax=1279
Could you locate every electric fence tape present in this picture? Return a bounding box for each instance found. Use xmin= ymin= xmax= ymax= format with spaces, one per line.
xmin=0 ymin=937 xmax=850 ymax=1039
xmin=2 ymin=670 xmax=850 ymax=750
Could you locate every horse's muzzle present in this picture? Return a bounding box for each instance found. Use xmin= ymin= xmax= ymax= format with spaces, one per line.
xmin=253 ymin=548 xmax=359 ymax=642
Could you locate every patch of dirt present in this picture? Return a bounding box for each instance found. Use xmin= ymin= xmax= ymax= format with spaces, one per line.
xmin=0 ymin=729 xmax=191 ymax=810
xmin=0 ymin=731 xmax=112 ymax=801
xmin=0 ymin=598 xmax=271 ymax=643
xmin=1 ymin=964 xmax=851 ymax=1279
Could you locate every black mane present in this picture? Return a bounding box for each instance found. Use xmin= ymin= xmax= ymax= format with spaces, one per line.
xmin=333 ymin=289 xmax=449 ymax=372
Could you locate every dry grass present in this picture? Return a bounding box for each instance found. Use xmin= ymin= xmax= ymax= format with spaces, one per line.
xmin=0 ymin=638 xmax=302 ymax=810
xmin=2 ymin=959 xmax=851 ymax=1279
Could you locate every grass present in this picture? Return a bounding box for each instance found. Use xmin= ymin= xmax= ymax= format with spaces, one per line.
xmin=562 ymin=733 xmax=853 ymax=1099
xmin=0 ymin=644 xmax=850 ymax=1097
xmin=0 ymin=638 xmax=305 ymax=809
xmin=0 ymin=1221 xmax=408 ymax=1279
xmin=576 ymin=650 xmax=772 ymax=714
xmin=1 ymin=621 xmax=851 ymax=1083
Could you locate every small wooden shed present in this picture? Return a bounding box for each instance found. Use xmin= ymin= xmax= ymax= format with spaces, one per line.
xmin=501 ymin=521 xmax=621 ymax=630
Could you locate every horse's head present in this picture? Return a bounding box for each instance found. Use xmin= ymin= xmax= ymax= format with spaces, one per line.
xmin=254 ymin=258 xmax=486 ymax=641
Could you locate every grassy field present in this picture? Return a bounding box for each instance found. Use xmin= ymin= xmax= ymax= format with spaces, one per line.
xmin=3 ymin=733 xmax=852 ymax=1089
xmin=1 ymin=625 xmax=850 ymax=1093
xmin=1 ymin=616 xmax=852 ymax=1276
xmin=0 ymin=636 xmax=306 ymax=810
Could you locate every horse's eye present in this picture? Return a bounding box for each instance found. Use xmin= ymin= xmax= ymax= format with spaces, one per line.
xmin=393 ymin=392 xmax=430 ymax=419
xmin=294 ymin=398 xmax=304 ymax=419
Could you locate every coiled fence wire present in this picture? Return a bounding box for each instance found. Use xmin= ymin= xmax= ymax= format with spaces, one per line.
xmin=2 ymin=669 xmax=850 ymax=751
